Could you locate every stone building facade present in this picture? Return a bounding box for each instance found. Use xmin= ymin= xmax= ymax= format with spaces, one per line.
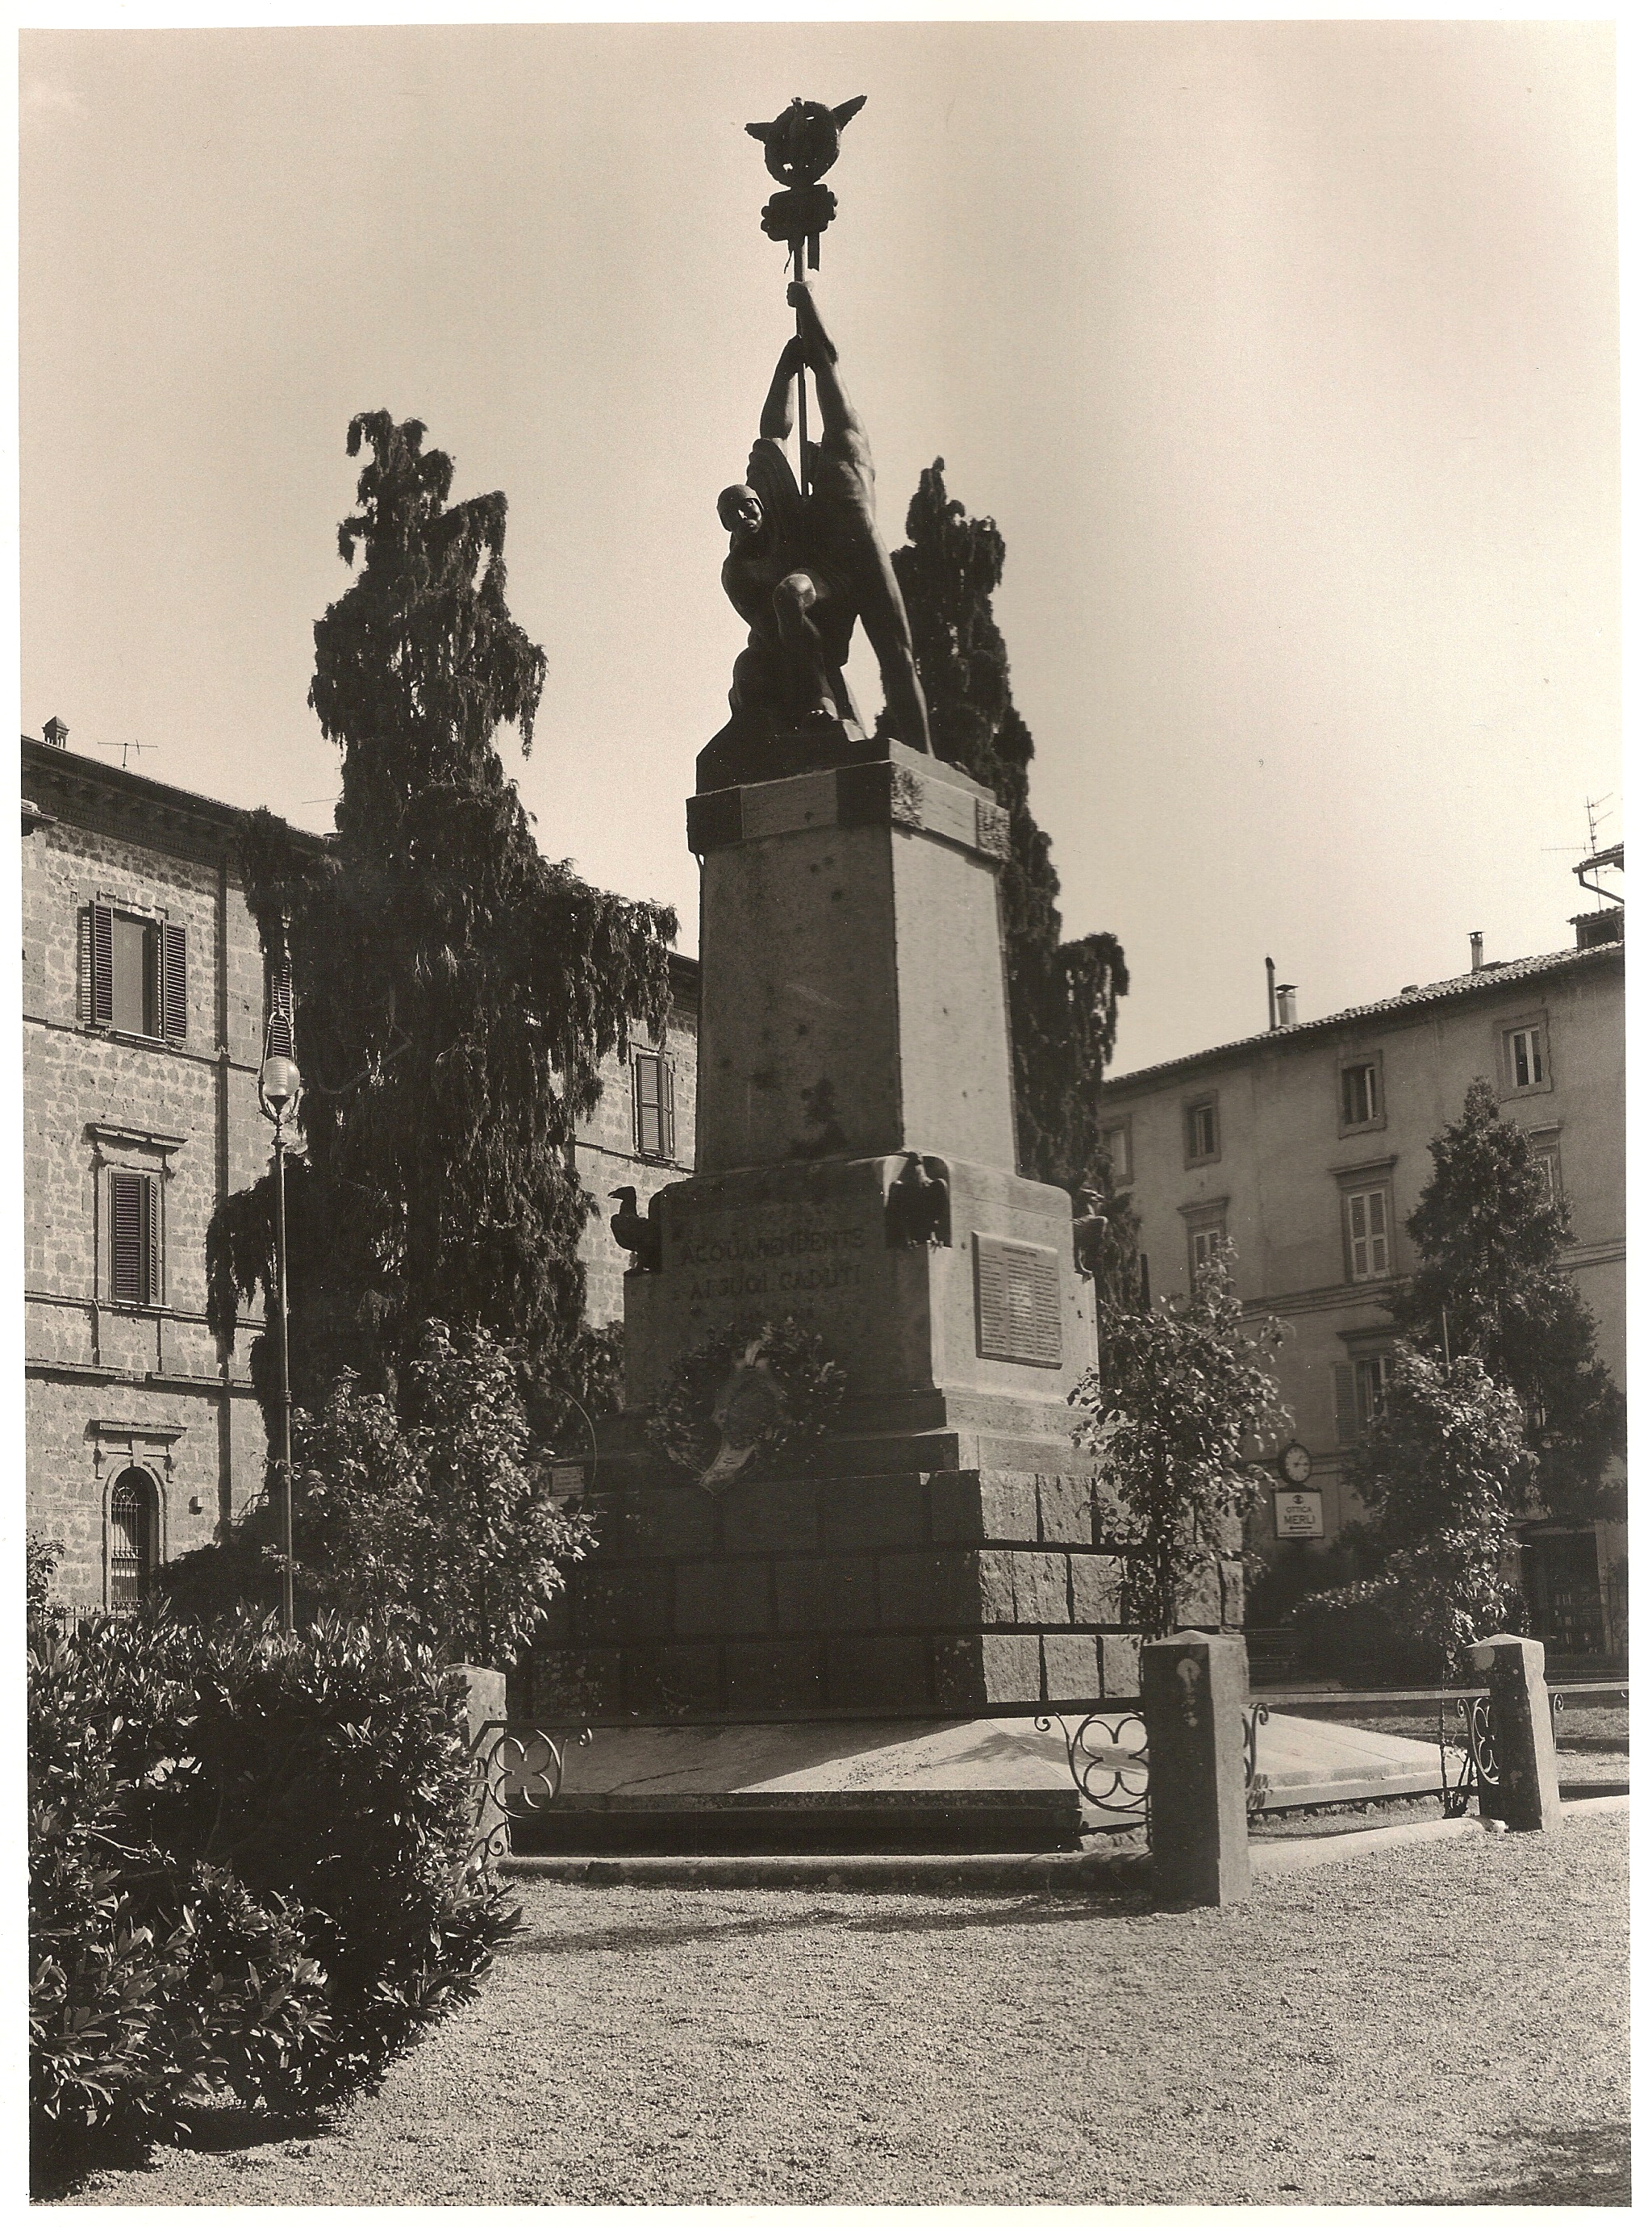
xmin=23 ymin=736 xmax=280 ymax=1607
xmin=573 ymin=952 xmax=699 ymax=1329
xmin=22 ymin=732 xmax=699 ymax=1607
xmin=1098 ymin=917 xmax=1626 ymax=1657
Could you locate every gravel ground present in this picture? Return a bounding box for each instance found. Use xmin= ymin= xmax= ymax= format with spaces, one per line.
xmin=58 ymin=1814 xmax=1627 ymax=2208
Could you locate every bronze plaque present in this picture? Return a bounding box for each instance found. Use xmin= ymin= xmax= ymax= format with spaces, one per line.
xmin=974 ymin=1233 xmax=1062 ymax=1368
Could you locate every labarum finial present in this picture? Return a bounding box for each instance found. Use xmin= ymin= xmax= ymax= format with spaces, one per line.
xmin=746 ymin=94 xmax=866 ymax=270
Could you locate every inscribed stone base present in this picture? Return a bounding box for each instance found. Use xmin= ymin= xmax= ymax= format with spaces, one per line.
xmin=613 ymin=1151 xmax=1096 ymax=1483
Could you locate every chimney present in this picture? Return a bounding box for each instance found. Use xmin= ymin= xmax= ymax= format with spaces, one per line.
xmin=1274 ymin=983 xmax=1297 ymax=1026
xmin=1470 ymin=930 xmax=1484 ymax=972
xmin=1266 ymin=955 xmax=1278 ymax=1030
xmin=41 ymin=715 xmax=68 ymax=750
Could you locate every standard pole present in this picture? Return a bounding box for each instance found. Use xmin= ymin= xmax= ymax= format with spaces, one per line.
xmin=793 ymin=239 xmax=809 ymax=495
xmin=273 ymin=1124 xmax=295 ymax=1636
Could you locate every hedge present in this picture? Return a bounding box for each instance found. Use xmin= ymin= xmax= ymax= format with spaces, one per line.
xmin=29 ymin=1611 xmax=513 ymax=2176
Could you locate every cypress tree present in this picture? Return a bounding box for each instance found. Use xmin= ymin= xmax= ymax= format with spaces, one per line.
xmin=207 ymin=413 xmax=677 ymax=1427
xmin=891 ymin=462 xmax=1135 ymax=1239
xmin=1387 ymin=1079 xmax=1625 ymax=1519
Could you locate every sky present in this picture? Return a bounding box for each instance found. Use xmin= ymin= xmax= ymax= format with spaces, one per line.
xmin=17 ymin=17 xmax=1621 ymax=1076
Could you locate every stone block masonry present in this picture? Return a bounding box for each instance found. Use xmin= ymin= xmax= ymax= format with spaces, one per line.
xmin=524 ymin=1469 xmax=1174 ymax=1719
xmin=22 ymin=739 xmax=285 ymax=1607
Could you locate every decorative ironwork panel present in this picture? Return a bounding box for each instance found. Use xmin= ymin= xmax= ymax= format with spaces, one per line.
xmin=1041 ymin=1698 xmax=1272 ymax=1828
xmin=1037 ymin=1708 xmax=1149 ymax=1822
xmin=1244 ymin=1700 xmax=1271 ymax=1815
xmin=466 ymin=1720 xmax=590 ymax=1871
xmin=1441 ymin=1693 xmax=1498 ymax=1819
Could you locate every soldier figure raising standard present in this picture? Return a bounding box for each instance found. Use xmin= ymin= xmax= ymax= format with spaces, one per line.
xmin=717 ymin=281 xmax=931 ymax=756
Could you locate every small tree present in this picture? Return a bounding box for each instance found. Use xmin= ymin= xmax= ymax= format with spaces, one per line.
xmin=1301 ymin=1343 xmax=1533 ymax=1666
xmin=1073 ymin=1250 xmax=1289 ymax=1637
xmin=1390 ymin=1079 xmax=1625 ymax=1517
xmin=294 ymin=1322 xmax=589 ymax=1662
xmin=164 ymin=1322 xmax=587 ymax=1664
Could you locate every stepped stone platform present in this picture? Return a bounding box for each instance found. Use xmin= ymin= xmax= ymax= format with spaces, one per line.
xmin=504 ymin=1711 xmax=1462 ymax=1857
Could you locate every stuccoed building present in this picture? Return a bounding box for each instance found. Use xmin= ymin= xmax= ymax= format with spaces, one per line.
xmin=22 ymin=727 xmax=698 ymax=1610
xmin=1097 ymin=916 xmax=1626 ymax=1661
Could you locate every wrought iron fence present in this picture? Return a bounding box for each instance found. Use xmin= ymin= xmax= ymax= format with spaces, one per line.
xmin=1441 ymin=1693 xmax=1496 ymax=1819
xmin=458 ymin=1679 xmax=1624 ymax=1862
xmin=1033 ymin=1707 xmax=1149 ymax=1822
xmin=1035 ymin=1701 xmax=1273 ymax=1828
xmin=1042 ymin=1680 xmax=1625 ymax=1829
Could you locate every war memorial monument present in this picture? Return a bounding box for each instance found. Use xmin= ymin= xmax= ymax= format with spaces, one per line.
xmin=529 ymin=101 xmax=1244 ymax=1727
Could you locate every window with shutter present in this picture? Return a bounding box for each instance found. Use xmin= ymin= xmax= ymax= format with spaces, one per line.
xmin=110 ymin=1170 xmax=159 ymax=1306
xmin=1340 ymin=1061 xmax=1381 ymax=1129
xmin=90 ymin=906 xmax=170 ymax=1034
xmin=1505 ymin=1025 xmax=1547 ymax=1092
xmin=1333 ymin=1361 xmax=1358 ymax=1444
xmin=1187 ymin=1218 xmax=1227 ymax=1284
xmin=660 ymin=1054 xmax=676 ymax=1160
xmin=1345 ymin=1186 xmax=1391 ymax=1282
xmin=1101 ymin=1122 xmax=1133 ymax=1183
xmin=266 ymin=952 xmax=295 ymax=1059
xmin=632 ymin=1049 xmax=674 ymax=1161
xmin=90 ymin=902 xmax=114 ymax=1025
xmin=1354 ymin=1352 xmax=1392 ymax=1431
xmin=1184 ymin=1098 xmax=1219 ymax=1164
xmin=162 ymin=921 xmax=187 ymax=1042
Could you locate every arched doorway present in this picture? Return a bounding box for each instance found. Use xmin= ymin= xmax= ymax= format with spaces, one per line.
xmin=108 ymin=1466 xmax=159 ymax=1607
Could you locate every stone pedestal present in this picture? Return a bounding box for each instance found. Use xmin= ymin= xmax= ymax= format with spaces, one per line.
xmin=613 ymin=1151 xmax=1092 ymax=1480
xmin=549 ymin=742 xmax=1118 ymax=1718
xmin=688 ymin=745 xmax=1019 ymax=1174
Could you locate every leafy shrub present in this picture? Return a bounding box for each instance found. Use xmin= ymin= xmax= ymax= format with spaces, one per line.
xmin=160 ymin=1320 xmax=590 ymax=1665
xmin=1295 ymin=1344 xmax=1532 ymax=1669
xmin=30 ymin=1612 xmax=511 ymax=2176
xmin=27 ymin=1531 xmax=65 ymax=1618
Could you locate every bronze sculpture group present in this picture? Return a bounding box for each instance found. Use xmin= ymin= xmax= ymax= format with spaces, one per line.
xmin=717 ymin=281 xmax=931 ymax=758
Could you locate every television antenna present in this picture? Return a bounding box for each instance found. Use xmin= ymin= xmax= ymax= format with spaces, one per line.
xmin=88 ymin=736 xmax=157 ymax=771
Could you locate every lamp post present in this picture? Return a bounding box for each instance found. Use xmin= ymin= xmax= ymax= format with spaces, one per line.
xmin=257 ymin=1019 xmax=302 ymax=1636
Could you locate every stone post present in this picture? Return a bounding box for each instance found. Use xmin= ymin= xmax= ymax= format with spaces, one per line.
xmin=450 ymin=1662 xmax=507 ymax=1753
xmin=1141 ymin=1630 xmax=1252 ymax=1909
xmin=1466 ymin=1633 xmax=1562 ymax=1832
xmin=451 ymin=1662 xmax=509 ymax=1853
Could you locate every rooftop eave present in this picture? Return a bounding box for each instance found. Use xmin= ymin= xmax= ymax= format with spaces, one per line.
xmin=21 ymin=735 xmax=332 ymax=858
xmin=1103 ymin=941 xmax=1624 ymax=1098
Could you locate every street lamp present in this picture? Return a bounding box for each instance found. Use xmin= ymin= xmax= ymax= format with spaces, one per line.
xmin=258 ymin=978 xmax=302 ymax=1636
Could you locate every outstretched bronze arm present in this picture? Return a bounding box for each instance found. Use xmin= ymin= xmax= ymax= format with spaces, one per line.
xmin=786 ymin=280 xmax=860 ymax=445
xmin=758 ymin=336 xmax=807 ymax=441
xmin=787 ymin=278 xmax=839 ymax=366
